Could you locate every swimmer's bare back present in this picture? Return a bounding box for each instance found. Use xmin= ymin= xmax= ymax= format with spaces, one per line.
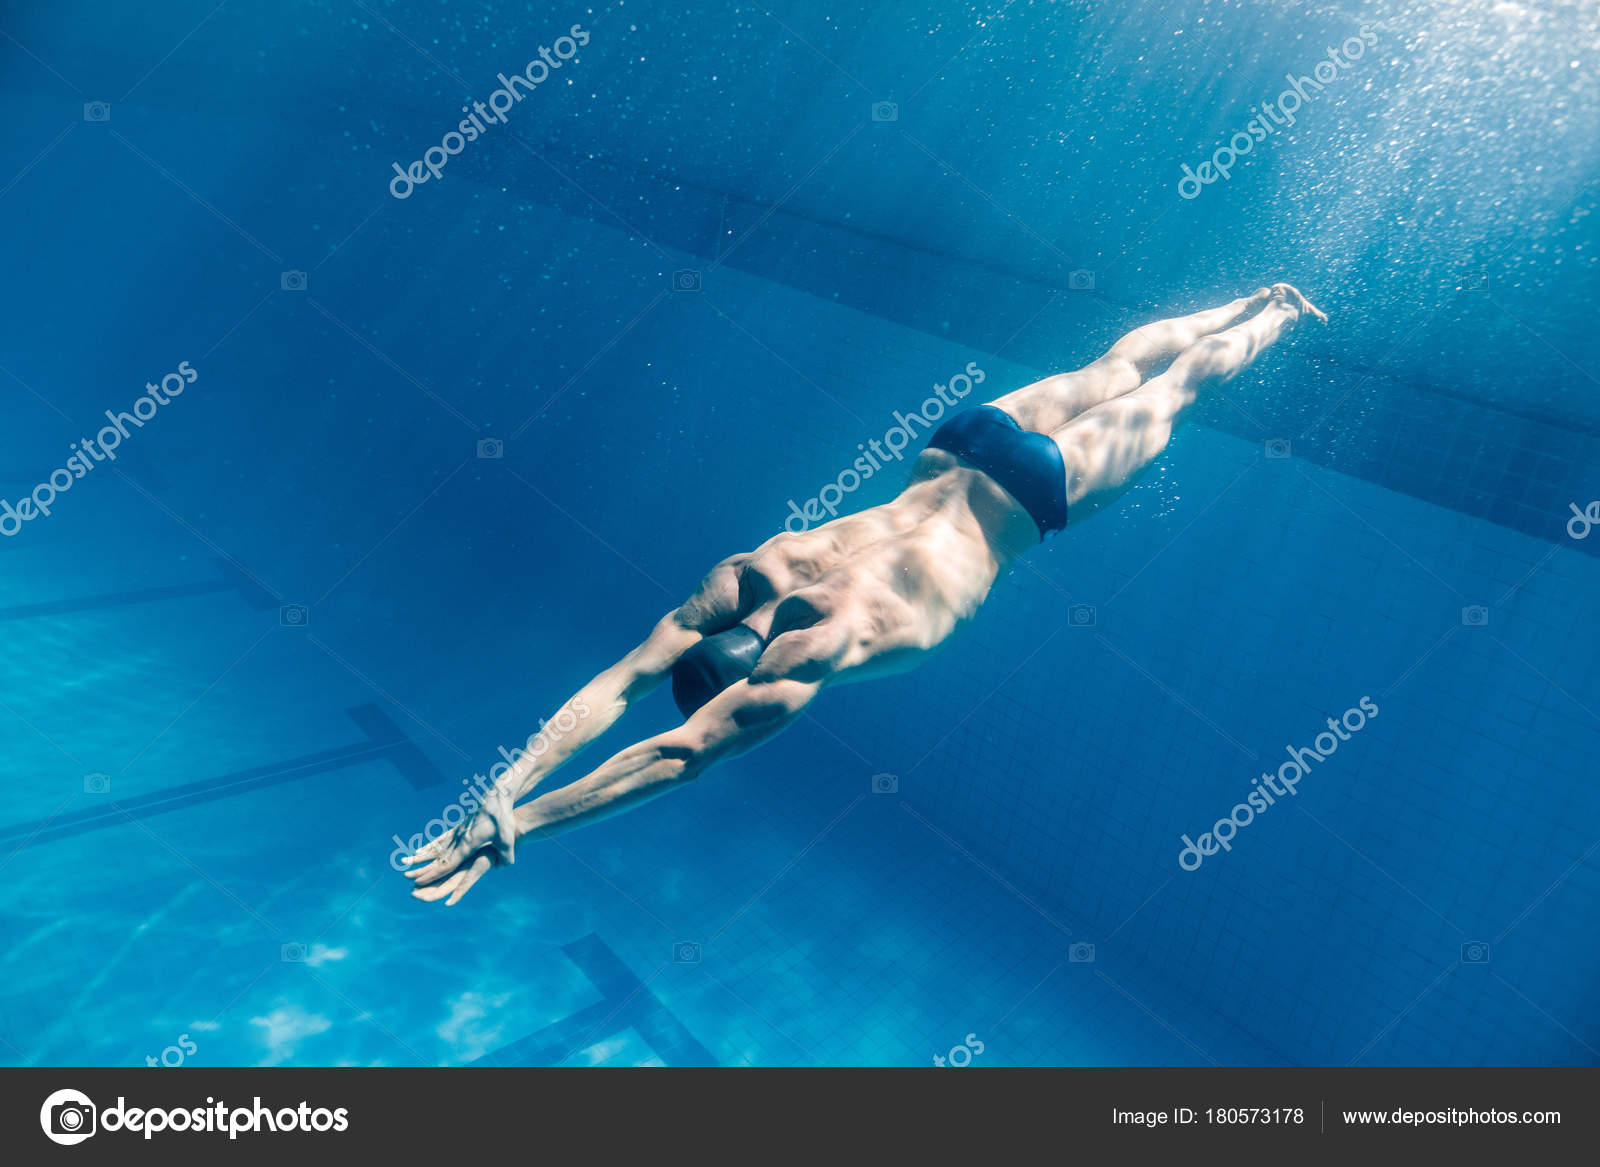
xmin=403 ymin=284 xmax=1325 ymax=904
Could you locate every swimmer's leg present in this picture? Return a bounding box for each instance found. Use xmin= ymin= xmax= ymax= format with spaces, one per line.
xmin=1095 ymin=288 xmax=1277 ymax=382
xmin=988 ymin=289 xmax=1271 ymax=433
xmin=1052 ymin=284 xmax=1324 ymax=519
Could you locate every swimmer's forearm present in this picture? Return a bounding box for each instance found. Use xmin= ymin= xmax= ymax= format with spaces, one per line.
xmin=505 ymin=678 xmax=820 ymax=840
xmin=511 ymin=738 xmax=697 ymax=839
xmin=495 ymin=679 xmax=627 ymax=801
xmin=500 ymin=613 xmax=702 ymax=801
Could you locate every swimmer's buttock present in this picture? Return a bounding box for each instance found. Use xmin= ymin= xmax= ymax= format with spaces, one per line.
xmin=926 ymin=404 xmax=1068 ymax=539
xmin=671 ymin=624 xmax=767 ymax=717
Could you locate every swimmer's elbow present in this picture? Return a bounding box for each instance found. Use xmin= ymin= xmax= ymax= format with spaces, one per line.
xmin=733 ymin=677 xmax=821 ymax=728
xmin=653 ymin=730 xmax=715 ymax=781
xmin=655 ymin=677 xmax=822 ymax=782
xmin=655 ymin=739 xmax=702 ymax=768
xmin=616 ymin=614 xmax=702 ymax=701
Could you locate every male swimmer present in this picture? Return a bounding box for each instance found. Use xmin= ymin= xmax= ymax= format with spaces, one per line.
xmin=403 ymin=284 xmax=1327 ymax=904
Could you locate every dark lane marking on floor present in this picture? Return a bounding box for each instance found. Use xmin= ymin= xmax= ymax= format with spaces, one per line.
xmin=470 ymin=933 xmax=717 ymax=1067
xmin=0 ymin=579 xmax=233 ymax=622
xmin=0 ymin=705 xmax=446 ymax=848
xmin=0 ymin=558 xmax=280 ymax=621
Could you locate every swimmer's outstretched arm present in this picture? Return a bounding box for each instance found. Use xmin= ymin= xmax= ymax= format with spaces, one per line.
xmin=492 ymin=611 xmax=706 ymax=803
xmin=492 ymin=554 xmax=751 ymax=803
xmin=404 ymin=675 xmax=821 ymax=905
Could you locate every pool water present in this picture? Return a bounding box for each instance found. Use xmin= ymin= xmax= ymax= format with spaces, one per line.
xmin=1 ymin=0 xmax=1596 ymax=1067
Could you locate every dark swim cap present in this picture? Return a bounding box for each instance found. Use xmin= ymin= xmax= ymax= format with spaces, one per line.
xmin=671 ymin=625 xmax=766 ymax=717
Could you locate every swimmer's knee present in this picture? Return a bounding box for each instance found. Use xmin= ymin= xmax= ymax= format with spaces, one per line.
xmin=1187 ymin=334 xmax=1244 ymax=369
xmin=1097 ymin=348 xmax=1146 ymax=383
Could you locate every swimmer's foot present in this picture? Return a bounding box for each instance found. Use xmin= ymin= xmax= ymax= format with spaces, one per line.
xmin=1267 ymin=282 xmax=1328 ymax=325
xmin=1153 ymin=282 xmax=1324 ymax=396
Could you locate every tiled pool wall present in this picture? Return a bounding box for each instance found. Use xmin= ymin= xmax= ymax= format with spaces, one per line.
xmin=467 ymin=184 xmax=1600 ymax=1065
xmin=551 ymin=197 xmax=1599 ymax=1065
xmin=481 ymin=139 xmax=1599 ymax=566
xmin=884 ymin=436 xmax=1600 ymax=1065
xmin=4 ymin=115 xmax=1594 ymax=1066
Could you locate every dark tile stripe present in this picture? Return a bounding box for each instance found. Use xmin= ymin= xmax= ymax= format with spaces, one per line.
xmin=469 ymin=934 xmax=717 ymax=1067
xmin=0 ymin=704 xmax=446 ymax=847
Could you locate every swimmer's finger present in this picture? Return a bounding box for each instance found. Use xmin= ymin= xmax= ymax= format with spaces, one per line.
xmin=404 ymin=848 xmax=466 ymax=884
xmin=403 ymin=820 xmax=481 ymax=873
xmin=410 ymin=869 xmax=465 ymax=903
xmin=403 ymin=837 xmax=463 ymax=878
xmin=401 ymin=837 xmax=447 ymax=864
xmin=407 ymin=827 xmax=499 ymax=885
xmin=445 ymin=855 xmax=493 ymax=906
xmin=410 ymin=854 xmax=492 ymax=904
xmin=400 ymin=848 xmax=446 ymax=878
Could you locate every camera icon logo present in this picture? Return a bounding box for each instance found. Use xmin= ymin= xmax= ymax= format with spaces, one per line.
xmin=1068 ymin=269 xmax=1095 ymax=291
xmin=280 ymin=270 xmax=308 ymax=292
xmin=1461 ymin=605 xmax=1489 ymax=627
xmin=279 ymin=603 xmax=309 ymax=627
xmin=1265 ymin=438 xmax=1292 ymax=459
xmin=1068 ymin=604 xmax=1096 ymax=628
xmin=1068 ymin=942 xmax=1096 ymax=963
xmin=672 ymin=269 xmax=702 ymax=292
xmin=40 ymin=1088 xmax=97 ymax=1145
xmin=83 ymin=772 xmax=111 ymax=795
xmin=871 ymin=101 xmax=899 ymax=122
xmin=281 ymin=942 xmax=308 ymax=963
xmin=871 ymin=772 xmax=899 ymax=794
xmin=1460 ymin=941 xmax=1490 ymax=964
xmin=83 ymin=101 xmax=111 ymax=122
xmin=673 ymin=941 xmax=702 ymax=964
xmin=476 ymin=437 xmax=505 ymax=460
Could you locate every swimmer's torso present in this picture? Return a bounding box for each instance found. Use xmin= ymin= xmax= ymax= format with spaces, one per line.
xmin=679 ymin=450 xmax=1040 ymax=689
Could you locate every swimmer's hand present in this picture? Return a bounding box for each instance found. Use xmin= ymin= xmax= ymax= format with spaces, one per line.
xmin=400 ymin=782 xmax=518 ymax=906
